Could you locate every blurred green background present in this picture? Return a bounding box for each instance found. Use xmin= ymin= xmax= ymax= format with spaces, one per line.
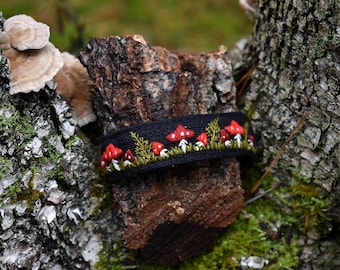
xmin=1 ymin=0 xmax=252 ymax=53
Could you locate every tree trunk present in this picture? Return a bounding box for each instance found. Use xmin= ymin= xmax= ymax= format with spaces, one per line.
xmin=235 ymin=0 xmax=339 ymax=268
xmin=242 ymin=0 xmax=339 ymax=188
xmin=0 ymin=15 xmax=119 ymax=270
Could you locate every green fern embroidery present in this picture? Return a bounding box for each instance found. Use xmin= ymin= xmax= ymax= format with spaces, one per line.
xmin=205 ymin=117 xmax=220 ymax=146
xmin=130 ymin=131 xmax=152 ymax=164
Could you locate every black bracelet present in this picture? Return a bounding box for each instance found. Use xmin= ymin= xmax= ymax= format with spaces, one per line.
xmin=100 ymin=112 xmax=256 ymax=180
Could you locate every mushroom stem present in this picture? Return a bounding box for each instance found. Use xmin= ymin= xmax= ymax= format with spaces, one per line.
xmin=179 ymin=139 xmax=188 ymax=153
xmin=123 ymin=160 xmax=132 ymax=167
xmin=234 ymin=134 xmax=242 ymax=148
xmin=160 ymin=149 xmax=169 ymax=157
xmin=0 ymin=31 xmax=11 ymax=51
xmin=112 ymin=160 xmax=121 ymax=171
xmin=195 ymin=141 xmax=205 ymax=148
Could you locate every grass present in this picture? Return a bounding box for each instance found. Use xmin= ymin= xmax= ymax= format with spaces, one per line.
xmin=1 ymin=0 xmax=253 ymax=53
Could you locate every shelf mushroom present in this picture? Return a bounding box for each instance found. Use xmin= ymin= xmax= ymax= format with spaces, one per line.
xmin=0 ymin=31 xmax=11 ymax=51
xmin=166 ymin=124 xmax=195 ymax=153
xmin=4 ymin=14 xmax=50 ymax=51
xmin=224 ymin=120 xmax=245 ymax=148
xmin=1 ymin=14 xmax=63 ymax=95
xmin=54 ymin=52 xmax=97 ymax=127
xmin=1 ymin=14 xmax=96 ymax=127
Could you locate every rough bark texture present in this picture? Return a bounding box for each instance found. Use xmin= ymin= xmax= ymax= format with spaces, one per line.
xmin=243 ymin=0 xmax=339 ymax=187
xmin=234 ymin=0 xmax=339 ymax=268
xmin=79 ymin=35 xmax=244 ymax=265
xmin=0 ymin=15 xmax=120 ymax=270
xmin=80 ymin=35 xmax=237 ymax=133
xmin=0 ymin=82 xmax=119 ymax=269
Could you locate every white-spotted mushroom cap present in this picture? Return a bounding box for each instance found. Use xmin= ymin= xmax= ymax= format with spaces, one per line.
xmin=4 ymin=41 xmax=64 ymax=94
xmin=0 ymin=31 xmax=11 ymax=51
xmin=54 ymin=52 xmax=97 ymax=127
xmin=4 ymin=14 xmax=50 ymax=51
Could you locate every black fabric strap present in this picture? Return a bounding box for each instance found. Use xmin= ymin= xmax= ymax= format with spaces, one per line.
xmin=100 ymin=112 xmax=256 ymax=181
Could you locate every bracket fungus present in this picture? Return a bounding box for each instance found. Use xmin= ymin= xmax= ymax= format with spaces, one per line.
xmin=1 ymin=14 xmax=96 ymax=126
xmin=2 ymin=40 xmax=63 ymax=94
xmin=54 ymin=52 xmax=97 ymax=127
xmin=1 ymin=14 xmax=63 ymax=95
xmin=4 ymin=14 xmax=50 ymax=51
xmin=0 ymin=31 xmax=11 ymax=51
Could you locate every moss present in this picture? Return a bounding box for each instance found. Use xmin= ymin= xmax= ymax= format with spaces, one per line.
xmin=0 ymin=103 xmax=35 ymax=147
xmin=245 ymin=104 xmax=257 ymax=120
xmin=290 ymin=172 xmax=330 ymax=233
xmin=89 ymin=174 xmax=117 ymax=218
xmin=171 ymin=195 xmax=300 ymax=270
xmin=0 ymin=156 xmax=11 ymax=180
xmin=95 ymin=242 xmax=138 ymax=270
xmin=41 ymin=143 xmax=63 ymax=165
xmin=135 ymin=193 xmax=301 ymax=270
xmin=1 ymin=169 xmax=44 ymax=211
xmin=65 ymin=135 xmax=81 ymax=148
xmin=0 ymin=103 xmax=45 ymax=210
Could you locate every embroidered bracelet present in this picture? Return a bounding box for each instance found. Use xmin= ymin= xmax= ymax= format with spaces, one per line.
xmin=100 ymin=112 xmax=256 ymax=180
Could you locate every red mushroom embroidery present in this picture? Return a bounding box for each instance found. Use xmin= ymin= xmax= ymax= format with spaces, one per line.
xmin=224 ymin=120 xmax=244 ymax=135
xmin=196 ymin=132 xmax=208 ymax=147
xmin=101 ymin=143 xmax=123 ymax=171
xmin=224 ymin=120 xmax=244 ymax=147
xmin=166 ymin=124 xmax=194 ymax=153
xmin=123 ymin=149 xmax=135 ymax=166
xmin=247 ymin=134 xmax=255 ymax=147
xmin=220 ymin=129 xmax=231 ymax=146
xmin=100 ymin=156 xmax=108 ymax=169
xmin=151 ymin=141 xmax=168 ymax=157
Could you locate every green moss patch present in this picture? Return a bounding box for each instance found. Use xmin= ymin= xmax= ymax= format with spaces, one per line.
xmin=290 ymin=172 xmax=330 ymax=233
xmin=176 ymin=196 xmax=301 ymax=270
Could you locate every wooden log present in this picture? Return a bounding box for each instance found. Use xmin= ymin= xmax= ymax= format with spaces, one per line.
xmin=79 ymin=35 xmax=244 ymax=266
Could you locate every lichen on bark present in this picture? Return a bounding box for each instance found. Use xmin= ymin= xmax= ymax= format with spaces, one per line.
xmin=0 ymin=13 xmax=120 ymax=268
xmin=243 ymin=0 xmax=339 ymax=187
